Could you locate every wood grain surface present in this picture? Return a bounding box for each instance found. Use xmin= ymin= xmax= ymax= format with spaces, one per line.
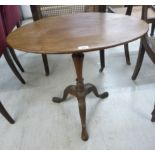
xmin=7 ymin=13 xmax=149 ymax=54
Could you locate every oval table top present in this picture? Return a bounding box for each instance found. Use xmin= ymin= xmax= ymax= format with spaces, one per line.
xmin=7 ymin=13 xmax=149 ymax=54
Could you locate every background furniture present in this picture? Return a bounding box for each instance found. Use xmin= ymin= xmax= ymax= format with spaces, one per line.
xmin=0 ymin=11 xmax=25 ymax=84
xmin=30 ymin=5 xmax=106 ymax=75
xmin=99 ymin=5 xmax=133 ymax=73
xmin=150 ymin=5 xmax=155 ymax=36
xmin=0 ymin=5 xmax=25 ymax=74
xmin=7 ymin=13 xmax=148 ymax=141
xmin=151 ymin=104 xmax=155 ymax=122
xmin=128 ymin=6 xmax=155 ymax=122
xmin=132 ymin=6 xmax=155 ymax=80
xmin=109 ymin=5 xmax=155 ymax=36
xmin=103 ymin=6 xmax=155 ymax=71
xmin=0 ymin=5 xmax=23 ymax=125
xmin=0 ymin=101 xmax=15 ymax=124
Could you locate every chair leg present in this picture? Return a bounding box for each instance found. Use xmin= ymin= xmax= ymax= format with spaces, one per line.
xmin=8 ymin=47 xmax=24 ymax=72
xmin=124 ymin=43 xmax=131 ymax=65
xmin=150 ymin=23 xmax=155 ymax=36
xmin=151 ymin=104 xmax=155 ymax=122
xmin=16 ymin=21 xmax=21 ymax=28
xmin=42 ymin=54 xmax=50 ymax=76
xmin=0 ymin=101 xmax=15 ymax=124
xmin=3 ymin=49 xmax=26 ymax=84
xmin=132 ymin=41 xmax=145 ymax=80
xmin=99 ymin=49 xmax=105 ymax=72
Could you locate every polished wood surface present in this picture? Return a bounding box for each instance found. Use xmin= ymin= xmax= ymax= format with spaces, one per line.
xmin=7 ymin=13 xmax=148 ymax=54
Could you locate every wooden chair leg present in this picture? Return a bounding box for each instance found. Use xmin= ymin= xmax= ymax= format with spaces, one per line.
xmin=3 ymin=48 xmax=26 ymax=84
xmin=132 ymin=41 xmax=145 ymax=80
xmin=150 ymin=22 xmax=155 ymax=36
xmin=124 ymin=43 xmax=131 ymax=65
xmin=42 ymin=54 xmax=50 ymax=76
xmin=99 ymin=49 xmax=105 ymax=72
xmin=8 ymin=47 xmax=24 ymax=72
xmin=0 ymin=101 xmax=15 ymax=124
xmin=151 ymin=104 xmax=155 ymax=122
xmin=16 ymin=21 xmax=21 ymax=28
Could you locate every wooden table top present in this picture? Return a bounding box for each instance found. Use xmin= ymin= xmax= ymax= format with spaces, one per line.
xmin=7 ymin=13 xmax=149 ymax=54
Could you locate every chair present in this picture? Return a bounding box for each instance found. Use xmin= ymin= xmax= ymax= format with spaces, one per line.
xmin=0 ymin=101 xmax=15 ymax=124
xmin=116 ymin=6 xmax=155 ymax=36
xmin=0 ymin=11 xmax=25 ymax=84
xmin=30 ymin=5 xmax=105 ymax=75
xmin=0 ymin=14 xmax=16 ymax=124
xmin=150 ymin=5 xmax=155 ymax=36
xmin=126 ymin=6 xmax=155 ymax=122
xmin=0 ymin=5 xmax=25 ymax=74
xmin=131 ymin=6 xmax=155 ymax=80
xmin=99 ymin=5 xmax=133 ymax=72
xmin=100 ymin=5 xmax=155 ymax=73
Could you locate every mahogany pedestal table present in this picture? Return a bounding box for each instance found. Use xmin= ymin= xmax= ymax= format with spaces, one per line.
xmin=7 ymin=13 xmax=148 ymax=141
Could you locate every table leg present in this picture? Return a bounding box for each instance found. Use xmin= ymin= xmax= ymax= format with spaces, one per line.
xmin=52 ymin=53 xmax=109 ymax=141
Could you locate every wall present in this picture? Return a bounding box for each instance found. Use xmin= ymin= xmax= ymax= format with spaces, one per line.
xmin=21 ymin=5 xmax=32 ymax=19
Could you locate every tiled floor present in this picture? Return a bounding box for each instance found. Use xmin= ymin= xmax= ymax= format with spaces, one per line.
xmin=0 ymin=19 xmax=155 ymax=149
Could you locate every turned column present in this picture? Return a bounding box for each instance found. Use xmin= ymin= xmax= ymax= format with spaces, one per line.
xmin=72 ymin=53 xmax=88 ymax=141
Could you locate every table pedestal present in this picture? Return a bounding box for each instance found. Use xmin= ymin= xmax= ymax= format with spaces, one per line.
xmin=52 ymin=53 xmax=109 ymax=141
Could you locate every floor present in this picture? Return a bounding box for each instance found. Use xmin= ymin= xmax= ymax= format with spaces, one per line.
xmin=0 ymin=20 xmax=155 ymax=150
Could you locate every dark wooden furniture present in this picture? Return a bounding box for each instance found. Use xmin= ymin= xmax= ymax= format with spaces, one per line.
xmin=0 ymin=6 xmax=25 ymax=74
xmin=30 ymin=5 xmax=106 ymax=75
xmin=0 ymin=101 xmax=15 ymax=124
xmin=99 ymin=5 xmax=133 ymax=73
xmin=104 ymin=5 xmax=155 ymax=72
xmin=132 ymin=6 xmax=155 ymax=80
xmin=128 ymin=6 xmax=155 ymax=122
xmin=112 ymin=6 xmax=155 ymax=37
xmin=7 ymin=13 xmax=148 ymax=141
xmin=0 ymin=10 xmax=25 ymax=84
xmin=151 ymin=104 xmax=155 ymax=122
xmin=150 ymin=5 xmax=155 ymax=36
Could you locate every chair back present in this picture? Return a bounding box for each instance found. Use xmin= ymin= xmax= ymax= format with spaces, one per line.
xmin=141 ymin=6 xmax=155 ymax=23
xmin=0 ymin=5 xmax=21 ymax=35
xmin=30 ymin=5 xmax=102 ymax=21
xmin=0 ymin=13 xmax=6 ymax=57
xmin=141 ymin=5 xmax=155 ymax=63
xmin=107 ymin=5 xmax=133 ymax=15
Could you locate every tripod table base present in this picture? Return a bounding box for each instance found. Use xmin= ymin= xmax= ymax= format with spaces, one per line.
xmin=52 ymin=53 xmax=108 ymax=141
xmin=52 ymin=83 xmax=108 ymax=141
